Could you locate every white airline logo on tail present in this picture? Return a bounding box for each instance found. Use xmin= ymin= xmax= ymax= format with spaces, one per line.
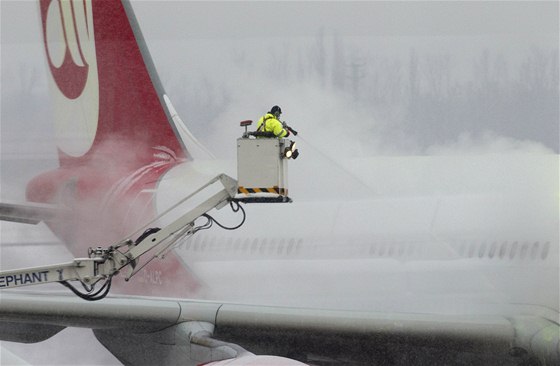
xmin=42 ymin=0 xmax=99 ymax=157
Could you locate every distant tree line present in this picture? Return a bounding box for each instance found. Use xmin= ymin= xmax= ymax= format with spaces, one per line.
xmin=164 ymin=32 xmax=560 ymax=152
xmin=7 ymin=31 xmax=557 ymax=154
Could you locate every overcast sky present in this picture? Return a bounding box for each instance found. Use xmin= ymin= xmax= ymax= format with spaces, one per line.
xmin=2 ymin=1 xmax=557 ymax=41
xmin=136 ymin=1 xmax=558 ymax=38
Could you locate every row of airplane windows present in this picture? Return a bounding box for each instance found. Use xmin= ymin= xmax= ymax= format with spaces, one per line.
xmin=456 ymin=241 xmax=551 ymax=260
xmin=175 ymin=236 xmax=551 ymax=261
xmin=177 ymin=237 xmax=304 ymax=256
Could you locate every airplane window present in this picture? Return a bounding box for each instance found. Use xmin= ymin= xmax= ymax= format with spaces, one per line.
xmin=288 ymin=238 xmax=296 ymax=253
xmin=233 ymin=238 xmax=241 ymax=252
xmin=278 ymin=239 xmax=286 ymax=255
xmin=211 ymin=237 xmax=220 ymax=251
xmin=206 ymin=237 xmax=213 ymax=251
xmin=208 ymin=237 xmax=216 ymax=252
xmin=397 ymin=243 xmax=405 ymax=257
xmin=499 ymin=242 xmax=508 ymax=259
xmin=264 ymin=238 xmax=274 ymax=255
xmin=220 ymin=237 xmax=233 ymax=251
xmin=468 ymin=243 xmax=476 ymax=258
xmin=458 ymin=242 xmax=466 ymax=257
xmin=287 ymin=238 xmax=295 ymax=255
xmin=488 ymin=241 xmax=497 ymax=259
xmin=509 ymin=241 xmax=518 ymax=260
xmin=234 ymin=238 xmax=242 ymax=252
xmin=520 ymin=242 xmax=529 ymax=260
xmin=274 ymin=239 xmax=282 ymax=255
xmin=200 ymin=237 xmax=208 ymax=251
xmin=198 ymin=237 xmax=207 ymax=251
xmin=192 ymin=237 xmax=199 ymax=251
xmin=278 ymin=238 xmax=286 ymax=252
xmin=296 ymin=238 xmax=303 ymax=254
xmin=243 ymin=238 xmax=250 ymax=252
xmin=478 ymin=242 xmax=487 ymax=258
xmin=407 ymin=243 xmax=415 ymax=257
xmin=259 ymin=239 xmax=266 ymax=255
xmin=530 ymin=242 xmax=540 ymax=260
xmin=541 ymin=241 xmax=550 ymax=260
xmin=184 ymin=236 xmax=194 ymax=251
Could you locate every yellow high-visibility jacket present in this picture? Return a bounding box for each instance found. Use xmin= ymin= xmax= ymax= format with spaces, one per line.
xmin=257 ymin=113 xmax=288 ymax=138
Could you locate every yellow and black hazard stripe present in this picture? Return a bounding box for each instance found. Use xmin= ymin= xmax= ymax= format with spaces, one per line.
xmin=238 ymin=186 xmax=287 ymax=195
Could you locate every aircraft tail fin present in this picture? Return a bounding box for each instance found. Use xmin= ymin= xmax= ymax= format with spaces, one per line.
xmin=26 ymin=0 xmax=204 ymax=297
xmin=38 ymin=0 xmax=188 ymax=168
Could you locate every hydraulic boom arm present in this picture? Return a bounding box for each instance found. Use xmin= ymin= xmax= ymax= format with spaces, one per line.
xmin=0 ymin=174 xmax=239 ymax=300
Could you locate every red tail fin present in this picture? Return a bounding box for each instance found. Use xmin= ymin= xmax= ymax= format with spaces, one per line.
xmin=27 ymin=0 xmax=200 ymax=297
xmin=38 ymin=0 xmax=186 ymax=166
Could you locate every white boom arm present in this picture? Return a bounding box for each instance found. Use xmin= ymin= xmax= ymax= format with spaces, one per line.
xmin=0 ymin=174 xmax=239 ymax=300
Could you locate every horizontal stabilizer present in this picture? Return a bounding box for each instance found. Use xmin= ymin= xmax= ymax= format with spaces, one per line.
xmin=0 ymin=202 xmax=70 ymax=224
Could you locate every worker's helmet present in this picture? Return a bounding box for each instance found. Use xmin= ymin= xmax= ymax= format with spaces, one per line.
xmin=270 ymin=105 xmax=282 ymax=118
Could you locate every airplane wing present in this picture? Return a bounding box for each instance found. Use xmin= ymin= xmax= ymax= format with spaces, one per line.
xmin=1 ymin=291 xmax=558 ymax=365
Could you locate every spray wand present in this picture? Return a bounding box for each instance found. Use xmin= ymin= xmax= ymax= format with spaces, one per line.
xmin=282 ymin=122 xmax=299 ymax=137
xmin=287 ymin=126 xmax=298 ymax=136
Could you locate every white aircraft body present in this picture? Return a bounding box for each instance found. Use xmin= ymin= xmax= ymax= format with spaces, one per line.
xmin=0 ymin=1 xmax=558 ymax=365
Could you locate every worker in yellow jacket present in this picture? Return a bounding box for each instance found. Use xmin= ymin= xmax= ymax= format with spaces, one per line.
xmin=256 ymin=105 xmax=290 ymax=138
